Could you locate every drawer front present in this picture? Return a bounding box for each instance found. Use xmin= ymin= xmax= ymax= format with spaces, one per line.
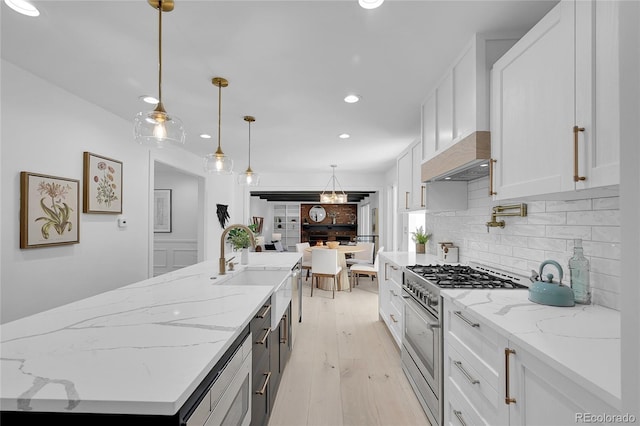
xmin=444 ymin=301 xmax=505 ymax=386
xmin=389 ymin=280 xmax=404 ymax=313
xmin=385 ymin=261 xmax=403 ymax=285
xmin=444 ymin=343 xmax=507 ymax=425
xmin=445 ymin=382 xmax=490 ymax=426
xmin=252 ymin=325 xmax=271 ymax=365
xmin=386 ymin=299 xmax=402 ymax=347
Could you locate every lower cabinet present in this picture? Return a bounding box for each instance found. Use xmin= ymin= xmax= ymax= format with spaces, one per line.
xmin=443 ymin=298 xmax=619 ymax=426
xmin=251 ymin=299 xmax=292 ymax=426
xmin=378 ymin=255 xmax=404 ymax=348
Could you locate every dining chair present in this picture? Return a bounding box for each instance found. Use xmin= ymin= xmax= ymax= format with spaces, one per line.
xmin=346 ymin=242 xmax=375 ymax=267
xmin=350 ymin=246 xmax=384 ymax=288
xmin=295 ymin=242 xmax=311 ymax=280
xmin=311 ymin=248 xmax=342 ymax=299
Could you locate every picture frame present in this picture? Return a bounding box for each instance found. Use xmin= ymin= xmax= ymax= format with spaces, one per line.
xmin=20 ymin=172 xmax=80 ymax=249
xmin=154 ymin=189 xmax=172 ymax=233
xmin=83 ymin=152 xmax=123 ymax=214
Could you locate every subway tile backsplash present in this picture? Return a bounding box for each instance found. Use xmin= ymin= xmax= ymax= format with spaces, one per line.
xmin=425 ymin=177 xmax=621 ymax=310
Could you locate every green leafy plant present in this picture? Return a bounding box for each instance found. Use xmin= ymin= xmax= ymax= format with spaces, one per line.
xmin=411 ymin=226 xmax=431 ymax=244
xmin=227 ymin=224 xmax=259 ymax=250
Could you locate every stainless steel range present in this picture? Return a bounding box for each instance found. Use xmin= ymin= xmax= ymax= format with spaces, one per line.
xmin=400 ymin=262 xmax=529 ymax=426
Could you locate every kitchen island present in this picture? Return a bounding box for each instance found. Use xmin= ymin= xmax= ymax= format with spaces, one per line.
xmin=0 ymin=252 xmax=301 ymax=423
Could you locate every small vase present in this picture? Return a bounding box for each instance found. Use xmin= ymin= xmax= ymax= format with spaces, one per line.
xmin=241 ymin=248 xmax=249 ymax=265
xmin=416 ymin=243 xmax=425 ymax=254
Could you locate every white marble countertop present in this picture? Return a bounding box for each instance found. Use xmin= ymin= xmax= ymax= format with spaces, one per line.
xmin=380 ymin=251 xmax=621 ymax=409
xmin=442 ymin=289 xmax=621 ymax=409
xmin=0 ymin=252 xmax=301 ymax=416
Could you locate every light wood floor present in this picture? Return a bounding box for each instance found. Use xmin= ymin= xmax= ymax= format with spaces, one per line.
xmin=269 ymin=276 xmax=431 ymax=426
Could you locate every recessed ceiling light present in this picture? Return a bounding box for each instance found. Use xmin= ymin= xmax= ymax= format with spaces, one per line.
xmin=344 ymin=94 xmax=360 ymax=104
xmin=339 ymin=133 xmax=350 ymax=139
xmin=200 ymin=134 xmax=212 ymax=139
xmin=358 ymin=0 xmax=384 ymax=10
xmin=480 ymin=163 xmax=489 ymax=167
xmin=139 ymin=95 xmax=159 ymax=104
xmin=4 ymin=0 xmax=39 ymax=16
xmin=444 ymin=177 xmax=452 ymax=180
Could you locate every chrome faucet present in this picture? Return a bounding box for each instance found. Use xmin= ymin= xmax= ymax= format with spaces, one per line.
xmin=219 ymin=224 xmax=256 ymax=275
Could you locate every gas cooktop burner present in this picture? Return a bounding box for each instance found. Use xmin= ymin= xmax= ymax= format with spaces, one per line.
xmin=406 ymin=264 xmax=528 ymax=290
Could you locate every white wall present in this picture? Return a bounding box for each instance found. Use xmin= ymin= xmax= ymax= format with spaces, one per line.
xmin=0 ymin=61 xmax=228 ymax=323
xmin=153 ymin=165 xmax=200 ymax=275
xmin=424 ymin=177 xmax=621 ymax=310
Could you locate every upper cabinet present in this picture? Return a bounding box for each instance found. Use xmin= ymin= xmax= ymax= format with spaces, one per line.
xmin=397 ymin=140 xmax=424 ymax=211
xmin=490 ymin=0 xmax=620 ymax=200
xmin=421 ymin=33 xmax=521 ymax=164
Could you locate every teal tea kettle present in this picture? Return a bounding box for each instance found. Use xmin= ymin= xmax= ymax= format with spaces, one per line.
xmin=528 ymin=260 xmax=575 ymax=307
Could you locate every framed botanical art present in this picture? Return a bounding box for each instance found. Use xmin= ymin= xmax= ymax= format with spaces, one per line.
xmin=20 ymin=172 xmax=80 ymax=249
xmin=154 ymin=189 xmax=172 ymax=233
xmin=83 ymin=152 xmax=123 ymax=214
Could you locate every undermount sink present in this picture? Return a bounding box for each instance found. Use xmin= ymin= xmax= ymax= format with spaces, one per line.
xmin=216 ymin=269 xmax=290 ymax=286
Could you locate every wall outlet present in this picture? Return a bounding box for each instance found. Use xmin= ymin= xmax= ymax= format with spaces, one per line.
xmin=118 ymin=217 xmax=128 ymax=228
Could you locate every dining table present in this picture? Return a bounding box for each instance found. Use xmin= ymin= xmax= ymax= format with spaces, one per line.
xmin=305 ymin=245 xmax=364 ymax=292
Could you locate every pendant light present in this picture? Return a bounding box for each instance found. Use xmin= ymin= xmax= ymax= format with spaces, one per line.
xmin=320 ymin=165 xmax=348 ymax=204
xmin=204 ymin=77 xmax=234 ymax=174
xmin=238 ymin=116 xmax=260 ymax=186
xmin=133 ymin=0 xmax=185 ymax=148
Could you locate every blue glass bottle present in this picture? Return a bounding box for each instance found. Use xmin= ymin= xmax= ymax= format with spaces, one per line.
xmin=569 ymin=239 xmax=591 ymax=304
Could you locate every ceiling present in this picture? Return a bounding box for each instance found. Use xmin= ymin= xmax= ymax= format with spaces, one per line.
xmin=2 ymin=0 xmax=557 ymax=179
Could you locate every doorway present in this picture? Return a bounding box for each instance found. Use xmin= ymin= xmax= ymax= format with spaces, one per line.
xmin=152 ymin=162 xmax=203 ymax=276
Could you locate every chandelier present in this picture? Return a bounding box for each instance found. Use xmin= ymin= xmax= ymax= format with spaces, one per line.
xmin=320 ymin=165 xmax=348 ymax=204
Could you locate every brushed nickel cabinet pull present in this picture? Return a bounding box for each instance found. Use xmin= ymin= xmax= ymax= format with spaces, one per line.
xmin=573 ymin=126 xmax=586 ymax=182
xmin=256 ymin=371 xmax=272 ymax=395
xmin=256 ymin=327 xmax=270 ymax=345
xmin=385 ymin=263 xmax=389 ymax=281
xmin=390 ymin=314 xmax=398 ymax=323
xmin=391 ymin=265 xmax=399 ymax=271
xmin=504 ymin=348 xmax=517 ymax=404
xmin=405 ymin=191 xmax=410 ymax=209
xmin=489 ymin=158 xmax=497 ymax=196
xmin=454 ymin=360 xmax=480 ymax=385
xmin=453 ymin=410 xmax=467 ymax=426
xmin=280 ymin=314 xmax=288 ymax=344
xmin=421 ymin=185 xmax=426 ymax=208
xmin=257 ymin=304 xmax=271 ymax=319
xmin=454 ymin=311 xmax=479 ymax=328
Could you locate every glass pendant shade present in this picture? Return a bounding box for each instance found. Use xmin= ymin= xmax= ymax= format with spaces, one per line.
xmin=204 ymin=152 xmax=233 ymax=174
xmin=238 ymin=168 xmax=261 ymax=186
xmin=134 ymin=105 xmax=185 ymax=147
xmin=320 ymin=165 xmax=348 ymax=204
xmin=133 ymin=0 xmax=185 ymax=148
xmin=204 ymin=77 xmax=233 ymax=175
xmin=238 ymin=115 xmax=259 ymax=186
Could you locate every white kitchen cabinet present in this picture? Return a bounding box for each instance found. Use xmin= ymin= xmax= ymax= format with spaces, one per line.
xmin=397 ymin=140 xmax=423 ymax=211
xmin=421 ymin=33 xmax=520 ymax=164
xmin=491 ymin=0 xmax=620 ymax=200
xmin=411 ymin=142 xmax=425 ymax=209
xmin=443 ymin=298 xmax=619 ymax=426
xmin=506 ymin=340 xmax=619 ymax=426
xmin=378 ymin=254 xmax=403 ymax=348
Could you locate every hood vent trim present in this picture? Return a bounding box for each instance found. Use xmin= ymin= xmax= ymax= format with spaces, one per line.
xmin=421 ymin=131 xmax=491 ymax=182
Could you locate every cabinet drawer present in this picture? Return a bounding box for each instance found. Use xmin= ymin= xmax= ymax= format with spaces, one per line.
xmin=444 ymin=302 xmax=505 ymax=386
xmin=445 ymin=382 xmax=489 ymax=426
xmin=386 ymin=299 xmax=403 ymax=347
xmin=444 ymin=343 xmax=506 ymax=425
xmin=252 ymin=324 xmax=271 ymax=364
xmin=384 ymin=261 xmax=403 ymax=285
xmin=389 ymin=281 xmax=404 ymax=313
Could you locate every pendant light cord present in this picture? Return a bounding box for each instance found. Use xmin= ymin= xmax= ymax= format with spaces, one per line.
xmin=157 ymin=1 xmax=163 ymax=105
xmin=248 ymin=120 xmax=252 ymax=168
xmin=217 ymin=83 xmax=222 ymax=151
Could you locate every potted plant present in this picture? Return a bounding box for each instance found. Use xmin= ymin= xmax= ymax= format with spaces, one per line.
xmin=411 ymin=226 xmax=431 ymax=254
xmin=227 ymin=224 xmax=259 ymax=264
